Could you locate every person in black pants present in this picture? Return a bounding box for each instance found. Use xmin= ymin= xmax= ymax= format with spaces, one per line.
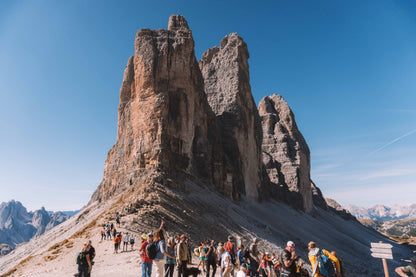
xmin=249 ymin=238 xmax=260 ymax=277
xmin=176 ymin=235 xmax=189 ymax=277
xmin=205 ymin=240 xmax=217 ymax=277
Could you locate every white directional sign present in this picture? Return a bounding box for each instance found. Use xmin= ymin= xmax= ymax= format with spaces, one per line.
xmin=371 ymin=252 xmax=393 ymax=260
xmin=370 ymin=242 xmax=393 ymax=277
xmin=370 ymin=242 xmax=393 ymax=260
xmin=371 ymin=243 xmax=393 ymax=249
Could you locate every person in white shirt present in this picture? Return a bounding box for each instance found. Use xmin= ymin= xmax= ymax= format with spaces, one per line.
xmin=237 ymin=266 xmax=247 ymax=277
xmin=123 ymin=232 xmax=130 ymax=252
xmin=219 ymin=247 xmax=233 ymax=277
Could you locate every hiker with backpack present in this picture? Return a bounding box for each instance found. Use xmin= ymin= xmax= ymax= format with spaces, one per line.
xmin=130 ymin=235 xmax=135 ymax=250
xmin=177 ymin=234 xmax=189 ymax=277
xmin=87 ymin=240 xmax=95 ymax=276
xmin=205 ymin=240 xmax=217 ymax=277
xmin=224 ymin=236 xmax=237 ymax=265
xmin=248 ymin=238 xmax=261 ymax=277
xmin=114 ymin=233 xmax=121 ymax=253
xmin=258 ymin=253 xmax=270 ymax=277
xmin=140 ymin=232 xmax=154 ymax=277
xmin=237 ymin=245 xmax=245 ymax=267
xmin=76 ymin=243 xmax=92 ymax=277
xmin=307 ymin=241 xmax=341 ymax=277
xmin=279 ymin=241 xmax=298 ymax=277
xmin=154 ymin=221 xmax=176 ymax=277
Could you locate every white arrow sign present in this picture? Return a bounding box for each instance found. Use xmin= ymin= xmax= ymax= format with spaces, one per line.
xmin=371 ymin=242 xmax=393 ymax=249
xmin=371 ymin=247 xmax=393 ymax=254
xmin=371 ymin=252 xmax=393 ymax=260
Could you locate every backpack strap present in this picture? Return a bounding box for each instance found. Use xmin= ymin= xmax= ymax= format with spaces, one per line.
xmin=311 ymin=250 xmax=321 ymax=277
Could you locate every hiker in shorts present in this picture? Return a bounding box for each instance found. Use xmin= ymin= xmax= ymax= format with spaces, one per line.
xmin=280 ymin=241 xmax=298 ymax=277
xmin=224 ymin=236 xmax=237 ymax=276
xmin=249 ymin=238 xmax=261 ymax=277
xmin=307 ymin=241 xmax=341 ymax=277
xmin=130 ymin=235 xmax=135 ymax=250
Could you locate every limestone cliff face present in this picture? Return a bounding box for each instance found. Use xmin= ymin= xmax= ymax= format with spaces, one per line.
xmin=199 ymin=33 xmax=263 ymax=201
xmin=259 ymin=94 xmax=313 ymax=212
xmin=92 ymin=15 xmax=225 ymax=202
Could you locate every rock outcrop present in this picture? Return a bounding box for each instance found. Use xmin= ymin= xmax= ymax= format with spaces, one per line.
xmin=91 ymin=15 xmax=336 ymax=213
xmin=92 ymin=15 xmax=227 ymax=202
xmin=199 ymin=33 xmax=263 ymax=200
xmin=259 ymin=94 xmax=313 ymax=212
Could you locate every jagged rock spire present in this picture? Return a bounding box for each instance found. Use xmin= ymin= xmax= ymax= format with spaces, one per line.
xmin=259 ymin=94 xmax=313 ymax=212
xmin=200 ymin=33 xmax=263 ymax=201
xmin=168 ymin=15 xmax=189 ymax=30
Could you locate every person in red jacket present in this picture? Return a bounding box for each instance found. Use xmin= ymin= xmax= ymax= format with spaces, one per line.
xmin=140 ymin=233 xmax=154 ymax=277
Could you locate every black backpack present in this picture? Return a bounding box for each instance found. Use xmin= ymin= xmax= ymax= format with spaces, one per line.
xmin=76 ymin=250 xmax=88 ymax=266
xmin=243 ymin=247 xmax=251 ymax=259
xmin=146 ymin=242 xmax=157 ymax=260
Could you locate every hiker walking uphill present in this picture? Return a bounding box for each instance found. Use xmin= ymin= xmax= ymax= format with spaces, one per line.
xmin=140 ymin=232 xmax=154 ymax=277
xmin=76 ymin=243 xmax=92 ymax=277
xmin=177 ymin=234 xmax=189 ymax=277
xmin=280 ymin=241 xmax=298 ymax=277
xmin=308 ymin=241 xmax=341 ymax=277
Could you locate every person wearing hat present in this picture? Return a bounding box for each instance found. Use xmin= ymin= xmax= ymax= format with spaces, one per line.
xmin=139 ymin=232 xmax=154 ymax=277
xmin=249 ymin=238 xmax=261 ymax=277
xmin=280 ymin=241 xmax=298 ymax=277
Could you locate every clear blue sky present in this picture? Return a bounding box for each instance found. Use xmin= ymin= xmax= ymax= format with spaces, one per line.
xmin=1 ymin=0 xmax=415 ymax=211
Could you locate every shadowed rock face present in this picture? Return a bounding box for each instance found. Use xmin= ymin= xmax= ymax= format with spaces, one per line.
xmin=92 ymin=15 xmax=226 ymax=202
xmin=199 ymin=33 xmax=263 ymax=201
xmin=259 ymin=94 xmax=313 ymax=212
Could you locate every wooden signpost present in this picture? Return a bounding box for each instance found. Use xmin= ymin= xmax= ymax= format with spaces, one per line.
xmin=370 ymin=241 xmax=393 ymax=277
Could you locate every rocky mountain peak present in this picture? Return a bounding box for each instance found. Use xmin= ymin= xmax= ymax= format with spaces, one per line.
xmin=168 ymin=14 xmax=189 ymax=30
xmin=200 ymin=32 xmax=263 ymax=201
xmin=92 ymin=15 xmax=226 ymax=202
xmin=259 ymin=94 xmax=313 ymax=212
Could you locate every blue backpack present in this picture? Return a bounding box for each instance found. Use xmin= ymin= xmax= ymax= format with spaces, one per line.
xmin=316 ymin=250 xmax=335 ymax=277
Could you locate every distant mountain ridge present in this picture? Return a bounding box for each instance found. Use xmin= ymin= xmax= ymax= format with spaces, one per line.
xmin=344 ymin=203 xmax=416 ymax=221
xmin=0 ymin=200 xmax=76 ymax=255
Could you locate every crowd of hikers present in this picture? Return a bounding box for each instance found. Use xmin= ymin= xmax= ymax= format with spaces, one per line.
xmin=75 ymin=217 xmax=416 ymax=277
xmin=135 ymin=221 xmax=345 ymax=277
